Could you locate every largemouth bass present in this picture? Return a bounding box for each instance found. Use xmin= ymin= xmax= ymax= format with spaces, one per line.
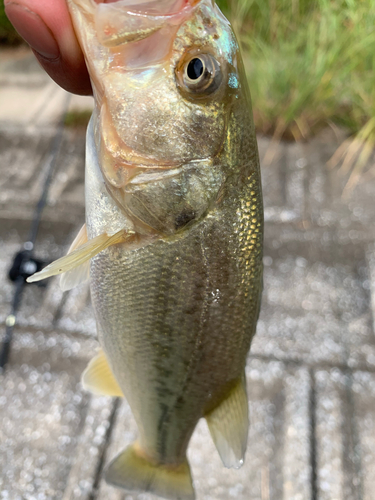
xmin=28 ymin=0 xmax=263 ymax=498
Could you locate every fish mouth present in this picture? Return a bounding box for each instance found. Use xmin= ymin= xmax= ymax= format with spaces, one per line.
xmin=72 ymin=0 xmax=201 ymax=49
xmin=93 ymin=0 xmax=200 ymax=16
xmin=101 ymin=148 xmax=213 ymax=190
xmin=75 ymin=0 xmax=201 ymax=20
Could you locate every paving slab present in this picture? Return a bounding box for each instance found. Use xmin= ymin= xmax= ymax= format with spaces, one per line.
xmin=315 ymin=368 xmax=375 ymax=500
xmin=366 ymin=243 xmax=375 ymax=335
xmin=258 ymin=138 xmax=303 ymax=223
xmin=0 ymin=126 xmax=86 ymax=224
xmin=252 ymin=235 xmax=374 ymax=369
xmin=259 ymin=132 xmax=375 ymax=240
xmin=0 ymin=330 xmax=98 ymax=500
xmin=0 ymin=365 xmax=84 ymax=500
xmin=62 ymin=395 xmax=116 ymax=500
xmin=0 ymin=221 xmax=82 ymax=331
xmin=0 ymin=221 xmax=71 ymax=330
xmin=351 ymin=371 xmax=375 ymax=500
xmin=315 ymin=369 xmax=358 ymax=500
xmin=0 ymin=47 xmax=93 ymax=127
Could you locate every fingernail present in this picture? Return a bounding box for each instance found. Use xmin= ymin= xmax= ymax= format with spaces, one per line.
xmin=5 ymin=3 xmax=60 ymax=60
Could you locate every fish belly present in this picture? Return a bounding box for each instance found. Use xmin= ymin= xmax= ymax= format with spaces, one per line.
xmin=89 ymin=189 xmax=262 ymax=465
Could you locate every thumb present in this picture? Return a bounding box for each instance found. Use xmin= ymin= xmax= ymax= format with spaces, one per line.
xmin=4 ymin=0 xmax=92 ymax=95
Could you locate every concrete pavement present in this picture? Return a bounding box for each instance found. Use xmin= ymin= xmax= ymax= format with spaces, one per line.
xmin=1 ymin=47 xmax=375 ymax=500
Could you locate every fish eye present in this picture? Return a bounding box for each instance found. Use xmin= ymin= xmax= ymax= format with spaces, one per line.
xmin=187 ymin=58 xmax=204 ymax=80
xmin=176 ymin=53 xmax=223 ymax=97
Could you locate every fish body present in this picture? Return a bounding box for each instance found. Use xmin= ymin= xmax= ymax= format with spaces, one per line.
xmin=68 ymin=1 xmax=263 ymax=498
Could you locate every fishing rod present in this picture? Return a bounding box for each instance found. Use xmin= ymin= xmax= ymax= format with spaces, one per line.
xmin=0 ymin=93 xmax=71 ymax=371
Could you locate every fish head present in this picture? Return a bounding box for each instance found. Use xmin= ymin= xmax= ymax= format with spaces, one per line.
xmin=68 ymin=0 xmax=252 ymax=235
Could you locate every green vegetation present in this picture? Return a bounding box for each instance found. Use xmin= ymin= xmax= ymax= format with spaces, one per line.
xmin=217 ymin=0 xmax=374 ymax=138
xmin=64 ymin=109 xmax=92 ymax=128
xmin=217 ymin=0 xmax=375 ymax=188
xmin=0 ymin=0 xmax=23 ymax=45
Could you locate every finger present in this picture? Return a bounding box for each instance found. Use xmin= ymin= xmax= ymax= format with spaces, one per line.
xmin=4 ymin=0 xmax=92 ymax=95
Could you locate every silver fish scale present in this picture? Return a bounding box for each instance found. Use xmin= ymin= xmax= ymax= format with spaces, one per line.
xmin=89 ymin=165 xmax=263 ymax=465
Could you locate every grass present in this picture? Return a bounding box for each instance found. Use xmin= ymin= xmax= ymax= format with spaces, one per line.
xmin=0 ymin=0 xmax=23 ymax=45
xmin=64 ymin=109 xmax=93 ymax=128
xmin=217 ymin=0 xmax=375 ymax=190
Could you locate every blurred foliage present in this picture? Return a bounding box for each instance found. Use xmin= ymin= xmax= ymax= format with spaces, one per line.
xmin=216 ymin=0 xmax=375 ymax=189
xmin=0 ymin=0 xmax=23 ymax=45
xmin=64 ymin=109 xmax=92 ymax=129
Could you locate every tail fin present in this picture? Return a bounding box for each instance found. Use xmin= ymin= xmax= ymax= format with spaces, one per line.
xmin=105 ymin=444 xmax=195 ymax=500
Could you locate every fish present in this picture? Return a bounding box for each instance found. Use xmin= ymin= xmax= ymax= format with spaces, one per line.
xmin=27 ymin=0 xmax=263 ymax=498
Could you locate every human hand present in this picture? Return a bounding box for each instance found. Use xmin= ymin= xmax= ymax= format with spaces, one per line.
xmin=4 ymin=0 xmax=92 ymax=95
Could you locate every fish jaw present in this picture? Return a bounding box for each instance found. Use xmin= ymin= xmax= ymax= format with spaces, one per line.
xmin=94 ymin=0 xmax=201 ymax=48
xmin=67 ymin=0 xmax=202 ymax=72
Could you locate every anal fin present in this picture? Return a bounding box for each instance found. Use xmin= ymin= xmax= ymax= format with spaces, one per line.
xmin=205 ymin=373 xmax=249 ymax=469
xmin=106 ymin=444 xmax=195 ymax=500
xmin=82 ymin=348 xmax=124 ymax=397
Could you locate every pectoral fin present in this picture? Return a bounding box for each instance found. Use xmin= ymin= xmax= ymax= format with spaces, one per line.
xmin=205 ymin=374 xmax=249 ymax=469
xmin=27 ymin=228 xmax=133 ymax=284
xmin=60 ymin=224 xmax=90 ymax=291
xmin=82 ymin=349 xmax=123 ymax=397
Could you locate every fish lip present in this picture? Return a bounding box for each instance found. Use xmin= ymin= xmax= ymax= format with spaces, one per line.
xmin=113 ymin=157 xmax=210 ymax=171
xmin=98 ymin=2 xmax=193 ymax=18
xmin=113 ymin=156 xmax=186 ymax=170
xmin=125 ymin=157 xmax=213 ymax=185
xmin=79 ymin=0 xmax=202 ymax=18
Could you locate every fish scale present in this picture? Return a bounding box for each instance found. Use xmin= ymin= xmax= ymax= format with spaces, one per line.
xmin=90 ymin=169 xmax=262 ymax=460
